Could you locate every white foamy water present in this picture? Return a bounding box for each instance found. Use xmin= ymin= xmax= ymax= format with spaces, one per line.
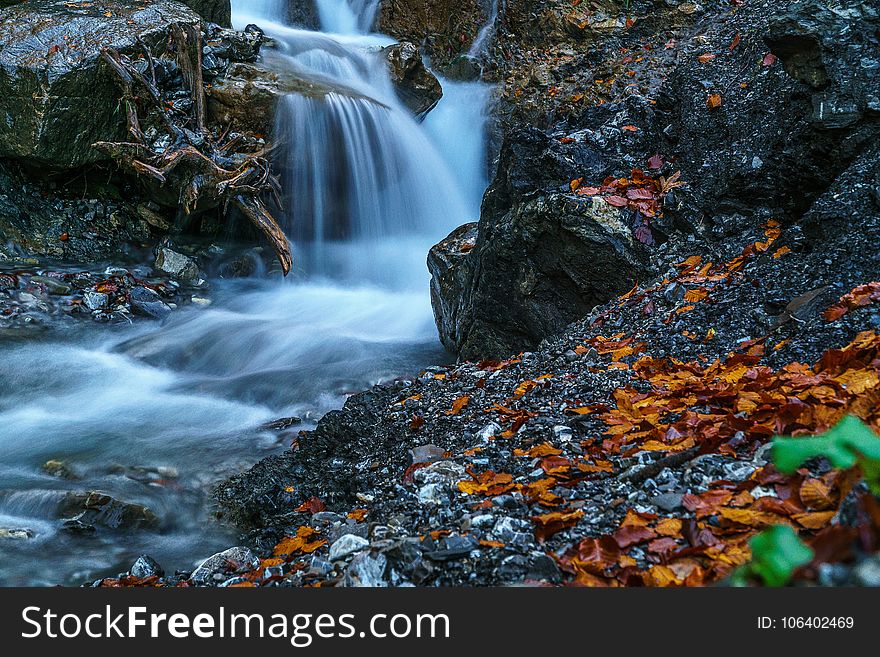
xmin=0 ymin=0 xmax=492 ymax=585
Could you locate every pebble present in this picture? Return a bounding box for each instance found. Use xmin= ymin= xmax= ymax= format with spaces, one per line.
xmin=130 ymin=555 xmax=164 ymax=579
xmin=343 ymin=552 xmax=388 ymax=587
xmin=189 ymin=547 xmax=259 ymax=585
xmin=853 ymin=555 xmax=880 ymax=587
xmin=328 ymin=534 xmax=370 ymax=562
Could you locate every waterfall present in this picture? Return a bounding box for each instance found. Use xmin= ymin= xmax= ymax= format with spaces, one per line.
xmin=316 ymin=0 xmax=380 ymax=35
xmin=468 ymin=0 xmax=504 ymax=59
xmin=245 ymin=4 xmax=472 ymax=286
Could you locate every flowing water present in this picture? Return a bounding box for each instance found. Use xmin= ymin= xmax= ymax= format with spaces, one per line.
xmin=0 ymin=0 xmax=492 ymax=585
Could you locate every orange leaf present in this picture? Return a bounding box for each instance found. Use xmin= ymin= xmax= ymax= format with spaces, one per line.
xmin=446 ymin=395 xmax=470 ymax=415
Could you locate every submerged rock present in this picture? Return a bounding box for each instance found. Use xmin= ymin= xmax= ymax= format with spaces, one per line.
xmin=41 ymin=459 xmax=79 ymax=480
xmin=0 ymin=0 xmax=202 ymax=169
xmin=0 ymin=527 xmax=34 ymax=540
xmin=382 ymin=41 xmax=443 ymax=119
xmin=57 ymin=492 xmax=159 ymax=531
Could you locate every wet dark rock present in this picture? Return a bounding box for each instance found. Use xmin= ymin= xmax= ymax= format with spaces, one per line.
xmin=204 ymin=22 xmax=265 ymax=65
xmin=431 ymin=127 xmax=654 ymax=358
xmin=650 ymin=492 xmax=684 ymax=512
xmin=527 ymin=554 xmax=562 ymax=584
xmin=281 ymin=0 xmax=320 ymax=30
xmin=382 ymin=41 xmax=443 ymax=119
xmin=130 ymin=555 xmax=165 ymax=579
xmin=659 ymin=0 xmax=880 ymax=232
xmin=423 ymin=534 xmax=478 ymax=562
xmin=206 ymin=60 xmax=341 ymax=135
xmin=190 ymin=546 xmax=259 ymax=585
xmin=496 ymin=554 xmax=529 ymax=581
xmin=376 ymin=0 xmax=488 ymax=68
xmin=0 ymin=0 xmax=202 ymax=169
xmin=0 ymin=165 xmax=153 ymax=262
xmin=181 ymin=0 xmax=231 ymax=26
xmin=57 ymin=492 xmax=159 ymax=531
xmin=410 ymin=444 xmax=447 ymax=465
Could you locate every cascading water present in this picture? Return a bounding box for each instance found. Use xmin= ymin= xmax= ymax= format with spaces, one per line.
xmin=0 ymin=1 xmax=491 ymax=585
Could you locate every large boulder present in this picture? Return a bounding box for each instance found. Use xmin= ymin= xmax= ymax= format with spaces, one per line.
xmin=0 ymin=0 xmax=231 ymax=24
xmin=206 ymin=55 xmax=372 ymax=135
xmin=430 ymin=127 xmax=655 ymax=359
xmin=382 ymin=41 xmax=442 ymax=118
xmin=0 ymin=0 xmax=202 ymax=170
xmin=182 ymin=0 xmax=231 ymax=26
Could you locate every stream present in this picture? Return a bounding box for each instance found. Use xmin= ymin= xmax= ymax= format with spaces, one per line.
xmin=0 ymin=0 xmax=491 ymax=586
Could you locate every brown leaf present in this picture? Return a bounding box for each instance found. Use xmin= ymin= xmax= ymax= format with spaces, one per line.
xmin=296 ymin=497 xmax=326 ymax=514
xmin=706 ymin=93 xmax=722 ymax=110
xmin=446 ymin=395 xmax=470 ymax=415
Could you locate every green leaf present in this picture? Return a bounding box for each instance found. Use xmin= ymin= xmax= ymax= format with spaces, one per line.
xmin=746 ymin=525 xmax=814 ymax=587
xmin=772 ymin=415 xmax=880 ymax=474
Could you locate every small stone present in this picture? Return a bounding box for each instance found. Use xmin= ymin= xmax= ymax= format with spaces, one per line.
xmin=410 ymin=444 xmax=446 ymax=464
xmin=423 ymin=535 xmax=478 ymax=562
xmin=130 ymin=555 xmax=164 ymax=579
xmin=477 ymin=422 xmax=501 ymax=442
xmin=470 ymin=513 xmax=495 ymax=528
xmin=308 ymin=556 xmax=333 ymax=576
xmin=492 ymin=517 xmax=532 ymax=545
xmin=190 ymin=547 xmax=259 ymax=585
xmin=417 ymin=483 xmax=448 ymax=506
xmin=83 ymin=291 xmax=109 ymax=310
xmin=342 ymin=552 xmax=388 ymax=587
xmin=553 ymin=425 xmax=574 ymax=442
xmin=155 ymin=247 xmax=200 ymax=282
xmin=651 ymin=492 xmax=684 ymax=512
xmin=527 ymin=554 xmax=562 ymax=583
xmin=413 ymin=460 xmax=466 ymax=486
xmin=31 ymin=275 xmax=72 ymax=295
xmin=329 ymin=534 xmax=369 ymax=562
xmin=853 ymin=555 xmax=880 ymax=587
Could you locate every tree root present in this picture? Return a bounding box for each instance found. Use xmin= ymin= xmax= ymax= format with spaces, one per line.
xmin=94 ymin=29 xmax=292 ymax=274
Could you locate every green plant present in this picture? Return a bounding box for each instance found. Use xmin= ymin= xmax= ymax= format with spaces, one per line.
xmin=731 ymin=525 xmax=814 ymax=587
xmin=773 ymin=415 xmax=880 ymax=494
xmin=732 ymin=416 xmax=880 ymax=586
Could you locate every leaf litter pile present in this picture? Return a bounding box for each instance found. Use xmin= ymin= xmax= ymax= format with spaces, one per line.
xmin=104 ymin=214 xmax=880 ymax=588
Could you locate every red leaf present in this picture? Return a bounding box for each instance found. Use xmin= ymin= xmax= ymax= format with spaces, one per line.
xmin=647 ymin=154 xmax=663 ymax=169
xmin=762 ymin=52 xmax=778 ymax=66
xmin=296 ymin=497 xmax=326 ymax=515
xmin=730 ymin=33 xmax=741 ymax=51
xmin=603 ymin=195 xmax=629 ymax=207
xmin=612 ymin=524 xmax=656 ymax=548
